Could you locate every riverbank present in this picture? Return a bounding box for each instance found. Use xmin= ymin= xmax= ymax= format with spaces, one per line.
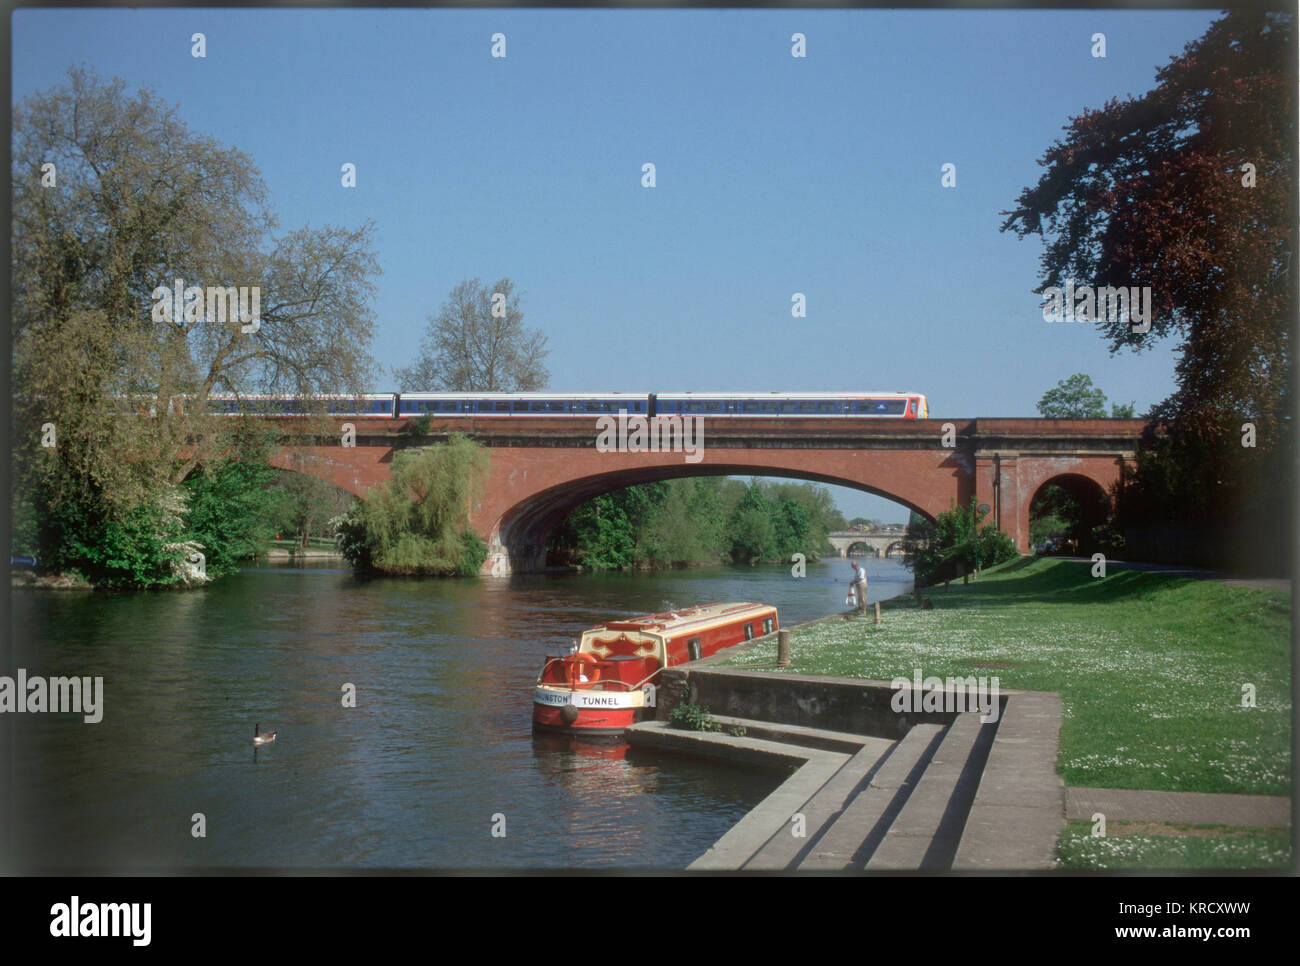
xmin=722 ymin=555 xmax=1290 ymax=797
xmin=9 ymin=570 xmax=94 ymax=590
xmin=263 ymin=546 xmax=344 ymax=560
xmin=689 ymin=555 xmax=1291 ymax=869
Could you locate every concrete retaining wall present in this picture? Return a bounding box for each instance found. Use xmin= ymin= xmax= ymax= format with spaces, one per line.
xmin=657 ymin=665 xmax=1005 ymax=740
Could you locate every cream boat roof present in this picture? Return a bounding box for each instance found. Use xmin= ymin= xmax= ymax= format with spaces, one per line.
xmin=580 ymin=601 xmax=774 ymax=659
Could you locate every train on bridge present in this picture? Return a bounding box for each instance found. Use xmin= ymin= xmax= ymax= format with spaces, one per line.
xmin=180 ymin=391 xmax=930 ymax=419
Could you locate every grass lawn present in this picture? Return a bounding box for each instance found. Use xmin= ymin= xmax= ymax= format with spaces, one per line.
xmin=1056 ymin=820 xmax=1291 ymax=870
xmin=723 ymin=557 xmax=1291 ymax=796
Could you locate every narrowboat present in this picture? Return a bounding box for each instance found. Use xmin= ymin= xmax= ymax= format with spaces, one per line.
xmin=532 ymin=602 xmax=778 ymax=737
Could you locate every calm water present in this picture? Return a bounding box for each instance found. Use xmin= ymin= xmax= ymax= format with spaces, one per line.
xmin=5 ymin=557 xmax=912 ymax=870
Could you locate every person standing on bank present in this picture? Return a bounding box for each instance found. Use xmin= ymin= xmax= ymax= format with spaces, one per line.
xmin=850 ymin=560 xmax=869 ymax=615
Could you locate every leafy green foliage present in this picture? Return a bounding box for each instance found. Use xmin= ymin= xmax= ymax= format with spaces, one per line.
xmin=1037 ymin=374 xmax=1108 ymax=419
xmin=1037 ymin=373 xmax=1136 ymax=419
xmin=11 ymin=68 xmax=381 ymax=588
xmin=548 ymin=477 xmax=841 ymax=570
xmin=335 ymin=435 xmax=488 ymax=576
xmin=903 ymin=499 xmax=1018 ymax=586
xmin=669 ymin=704 xmax=720 ymax=733
xmin=261 ymin=470 xmax=355 ymax=546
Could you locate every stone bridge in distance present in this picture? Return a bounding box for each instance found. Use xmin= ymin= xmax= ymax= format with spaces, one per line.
xmin=265 ymin=415 xmax=1150 ymax=575
xmin=827 ymin=531 xmax=909 ymax=558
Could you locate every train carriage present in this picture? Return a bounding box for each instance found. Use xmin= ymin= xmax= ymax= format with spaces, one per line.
xmin=168 ymin=391 xmax=928 ymax=419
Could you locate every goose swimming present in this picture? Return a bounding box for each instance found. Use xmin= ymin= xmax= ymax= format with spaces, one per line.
xmin=253 ymin=723 xmax=277 ymax=746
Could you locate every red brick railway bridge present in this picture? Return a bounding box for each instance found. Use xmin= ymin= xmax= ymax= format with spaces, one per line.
xmin=264 ymin=416 xmax=1150 ymax=575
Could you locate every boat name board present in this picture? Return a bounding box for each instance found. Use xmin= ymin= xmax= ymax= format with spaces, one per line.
xmin=534 ymin=688 xmax=642 ymax=709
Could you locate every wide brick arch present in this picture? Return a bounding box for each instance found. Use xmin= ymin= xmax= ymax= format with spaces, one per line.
xmin=472 ymin=445 xmax=974 ymax=575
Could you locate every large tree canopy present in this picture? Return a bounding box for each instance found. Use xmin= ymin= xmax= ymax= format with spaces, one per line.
xmin=11 ymin=68 xmax=382 ymax=583
xmin=1001 ymin=10 xmax=1294 ymax=438
xmin=12 ymin=68 xmax=382 ymax=506
xmin=1001 ymin=11 xmax=1293 ymax=567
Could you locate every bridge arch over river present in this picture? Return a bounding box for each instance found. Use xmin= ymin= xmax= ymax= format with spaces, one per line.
xmin=263 ymin=416 xmax=1147 ymax=574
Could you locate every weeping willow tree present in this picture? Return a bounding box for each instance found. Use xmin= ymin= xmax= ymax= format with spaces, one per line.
xmin=335 ymin=435 xmax=488 ymax=576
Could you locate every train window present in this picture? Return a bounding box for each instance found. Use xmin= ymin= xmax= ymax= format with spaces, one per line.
xmin=762 ymin=401 xmax=779 ymax=413
xmin=817 ymin=401 xmax=837 ymax=413
xmin=742 ymin=401 xmax=761 ymax=413
xmin=632 ymin=401 xmax=645 ymax=413
xmin=910 ymin=399 xmax=918 ymax=415
xmin=703 ymin=401 xmax=721 ymax=413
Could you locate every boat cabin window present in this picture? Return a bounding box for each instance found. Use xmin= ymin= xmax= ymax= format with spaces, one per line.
xmin=762 ymin=618 xmax=774 ymax=634
xmin=687 ymin=637 xmax=702 ymax=661
xmin=744 ymin=623 xmax=754 ymax=640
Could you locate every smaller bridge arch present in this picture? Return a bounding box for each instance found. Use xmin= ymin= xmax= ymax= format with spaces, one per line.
xmin=826 ymin=530 xmax=910 ymax=558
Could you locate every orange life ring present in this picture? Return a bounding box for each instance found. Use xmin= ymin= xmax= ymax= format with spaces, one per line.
xmin=566 ymin=653 xmax=601 ymax=689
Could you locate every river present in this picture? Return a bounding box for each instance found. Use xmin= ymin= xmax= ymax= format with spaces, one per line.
xmin=6 ymin=556 xmax=912 ymax=870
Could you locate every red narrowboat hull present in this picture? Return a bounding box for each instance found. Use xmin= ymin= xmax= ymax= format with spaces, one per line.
xmin=532 ymin=601 xmax=778 ymax=739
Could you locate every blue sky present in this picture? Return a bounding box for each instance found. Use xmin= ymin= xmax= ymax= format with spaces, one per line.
xmin=13 ymin=8 xmax=1221 ymax=521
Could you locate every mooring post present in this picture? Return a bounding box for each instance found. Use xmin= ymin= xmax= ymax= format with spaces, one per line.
xmin=874 ymin=601 xmax=882 ymax=625
xmin=777 ymin=628 xmax=791 ymax=668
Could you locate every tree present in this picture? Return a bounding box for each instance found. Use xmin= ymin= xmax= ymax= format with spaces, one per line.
xmin=335 ymin=436 xmax=487 ymax=575
xmin=1002 ymin=11 xmax=1292 ymax=428
xmin=903 ymin=500 xmax=1018 ymax=586
xmin=11 ymin=68 xmax=381 ymax=582
xmin=263 ymin=470 xmax=356 ymax=547
xmin=1001 ymin=11 xmax=1294 ymax=565
xmin=1037 ymin=374 xmax=1107 ymax=418
xmin=396 ymin=277 xmax=549 ymax=391
xmin=727 ymin=483 xmax=778 ymax=565
xmin=1036 ymin=373 xmax=1137 ymax=419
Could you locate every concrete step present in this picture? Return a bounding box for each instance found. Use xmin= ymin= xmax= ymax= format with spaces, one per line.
xmin=707 ymin=714 xmax=888 ymax=755
xmin=743 ymin=734 xmax=896 ymax=871
xmin=866 ymin=712 xmax=993 ymax=870
xmin=797 ymin=723 xmax=945 ymax=870
xmin=624 ymin=722 xmax=851 ymax=871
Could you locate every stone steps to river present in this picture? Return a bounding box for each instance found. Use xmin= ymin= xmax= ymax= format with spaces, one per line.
xmin=625 ymin=676 xmax=1063 ymax=871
